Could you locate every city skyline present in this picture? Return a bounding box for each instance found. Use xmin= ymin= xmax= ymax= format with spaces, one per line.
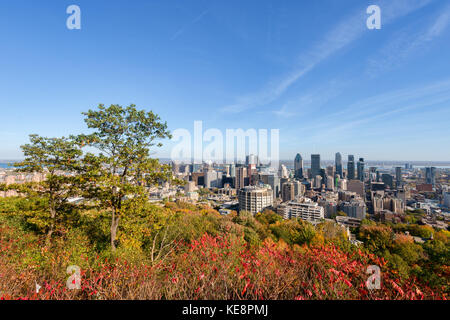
xmin=1 ymin=1 xmax=450 ymax=161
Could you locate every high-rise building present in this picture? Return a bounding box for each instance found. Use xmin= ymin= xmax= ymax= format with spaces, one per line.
xmin=347 ymin=155 xmax=355 ymax=180
xmin=260 ymin=173 xmax=280 ymax=199
xmin=293 ymin=180 xmax=305 ymax=197
xmin=248 ymin=164 xmax=256 ymax=185
xmin=369 ymin=167 xmax=377 ymax=182
xmin=326 ymin=176 xmax=335 ymax=191
xmin=335 ymin=152 xmax=343 ymax=178
xmin=443 ymin=191 xmax=450 ymax=208
xmin=224 ymin=165 xmax=231 ymax=177
xmin=238 ymin=186 xmax=273 ymax=215
xmin=372 ymin=194 xmax=383 ymax=214
xmin=311 ymin=154 xmax=321 ymax=178
xmin=246 ymin=154 xmax=258 ymax=166
xmin=230 ymin=164 xmax=236 ymax=178
xmin=235 ymin=167 xmax=247 ymax=190
xmin=326 ymin=165 xmax=335 ymax=178
xmin=282 ymin=182 xmax=295 ymax=202
xmin=348 ymin=179 xmax=364 ymax=197
xmin=382 ymin=174 xmax=394 ymax=189
xmin=395 ymin=167 xmax=402 ymax=186
xmin=294 ymin=153 xmax=303 ymax=179
xmin=339 ymin=179 xmax=348 ymax=191
xmin=341 ymin=201 xmax=366 ymax=220
xmin=313 ymin=175 xmax=322 ymax=189
xmin=204 ymin=170 xmax=220 ymax=188
xmin=425 ymin=167 xmax=436 ymax=186
xmin=279 ymin=164 xmax=289 ymax=179
xmin=357 ymin=158 xmax=365 ymax=182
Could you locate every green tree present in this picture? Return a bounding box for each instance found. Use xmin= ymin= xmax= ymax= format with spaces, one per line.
xmin=358 ymin=224 xmax=393 ymax=253
xmin=255 ymin=209 xmax=283 ymax=226
xmin=7 ymin=134 xmax=82 ymax=244
xmin=270 ymin=219 xmax=316 ymax=245
xmin=78 ymin=104 xmax=172 ymax=251
xmin=392 ymin=234 xmax=423 ymax=265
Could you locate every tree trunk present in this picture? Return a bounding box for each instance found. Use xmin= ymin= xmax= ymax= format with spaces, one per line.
xmin=46 ymin=224 xmax=54 ymax=246
xmin=110 ymin=208 xmax=120 ymax=251
xmin=46 ymin=201 xmax=56 ymax=246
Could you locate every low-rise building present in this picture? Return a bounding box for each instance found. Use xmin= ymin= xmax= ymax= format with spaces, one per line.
xmin=277 ymin=197 xmax=324 ymax=222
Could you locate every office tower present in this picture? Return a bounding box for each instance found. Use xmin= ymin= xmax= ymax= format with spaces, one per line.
xmin=347 ymin=155 xmax=355 ymax=180
xmin=382 ymin=173 xmax=394 ymax=189
xmin=282 ymin=182 xmax=295 ymax=202
xmin=280 ymin=177 xmax=289 ymax=188
xmin=340 ymin=201 xmax=366 ymax=219
xmin=235 ymin=167 xmax=247 ymax=190
xmin=204 ymin=170 xmax=220 ymax=188
xmin=294 ymin=153 xmax=304 ymax=179
xmin=326 ymin=165 xmax=335 ymax=178
xmin=395 ymin=167 xmax=402 ymax=186
xmin=246 ymin=154 xmax=258 ymax=166
xmin=279 ymin=164 xmax=289 ymax=179
xmin=326 ymin=176 xmax=335 ymax=191
xmin=230 ymin=164 xmax=236 ymax=178
xmin=335 ymin=175 xmax=340 ymax=189
xmin=320 ymin=168 xmax=327 ymax=183
xmin=225 ymin=165 xmax=231 ymax=177
xmin=313 ymin=175 xmax=322 ymax=189
xmin=311 ymin=154 xmax=321 ymax=178
xmin=260 ymin=173 xmax=280 ymax=199
xmin=425 ymin=167 xmax=436 ymax=186
xmin=293 ymin=180 xmax=305 ymax=197
xmin=357 ymin=158 xmax=365 ymax=182
xmin=339 ymin=179 xmax=347 ymax=191
xmin=335 ymin=152 xmax=343 ymax=178
xmin=348 ymin=180 xmax=364 ymax=197
xmin=369 ymin=167 xmax=377 ymax=183
xmin=238 ymin=186 xmax=273 ymax=215
xmin=443 ymin=191 xmax=450 ymax=208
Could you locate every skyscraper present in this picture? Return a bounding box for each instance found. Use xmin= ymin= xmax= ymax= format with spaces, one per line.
xmin=382 ymin=173 xmax=394 ymax=189
xmin=246 ymin=154 xmax=258 ymax=166
xmin=282 ymin=182 xmax=295 ymax=202
xmin=230 ymin=164 xmax=236 ymax=178
xmin=357 ymin=158 xmax=365 ymax=182
xmin=311 ymin=154 xmax=321 ymax=178
xmin=395 ymin=167 xmax=402 ymax=186
xmin=425 ymin=167 xmax=436 ymax=186
xmin=347 ymin=155 xmax=355 ymax=180
xmin=294 ymin=153 xmax=303 ymax=179
xmin=235 ymin=167 xmax=247 ymax=190
xmin=335 ymin=152 xmax=343 ymax=178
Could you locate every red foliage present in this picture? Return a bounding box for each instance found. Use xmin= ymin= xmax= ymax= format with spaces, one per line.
xmin=0 ymin=232 xmax=445 ymax=300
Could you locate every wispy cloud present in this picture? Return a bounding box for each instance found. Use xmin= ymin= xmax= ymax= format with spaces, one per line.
xmin=171 ymin=9 xmax=209 ymax=41
xmin=301 ymin=78 xmax=450 ymax=142
xmin=221 ymin=0 xmax=434 ymax=114
xmin=272 ymin=79 xmax=349 ymax=118
xmin=367 ymin=3 xmax=450 ymax=76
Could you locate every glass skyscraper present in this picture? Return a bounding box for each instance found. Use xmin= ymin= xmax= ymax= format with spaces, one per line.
xmin=311 ymin=154 xmax=321 ymax=178
xmin=335 ymin=152 xmax=343 ymax=178
xmin=347 ymin=155 xmax=355 ymax=180
xmin=294 ymin=153 xmax=303 ymax=179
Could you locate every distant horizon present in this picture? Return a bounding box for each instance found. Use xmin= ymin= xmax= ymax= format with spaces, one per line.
xmin=2 ymin=158 xmax=450 ymax=164
xmin=1 ymin=1 xmax=450 ymax=160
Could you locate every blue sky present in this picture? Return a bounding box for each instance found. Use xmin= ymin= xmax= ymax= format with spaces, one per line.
xmin=0 ymin=0 xmax=449 ymax=161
